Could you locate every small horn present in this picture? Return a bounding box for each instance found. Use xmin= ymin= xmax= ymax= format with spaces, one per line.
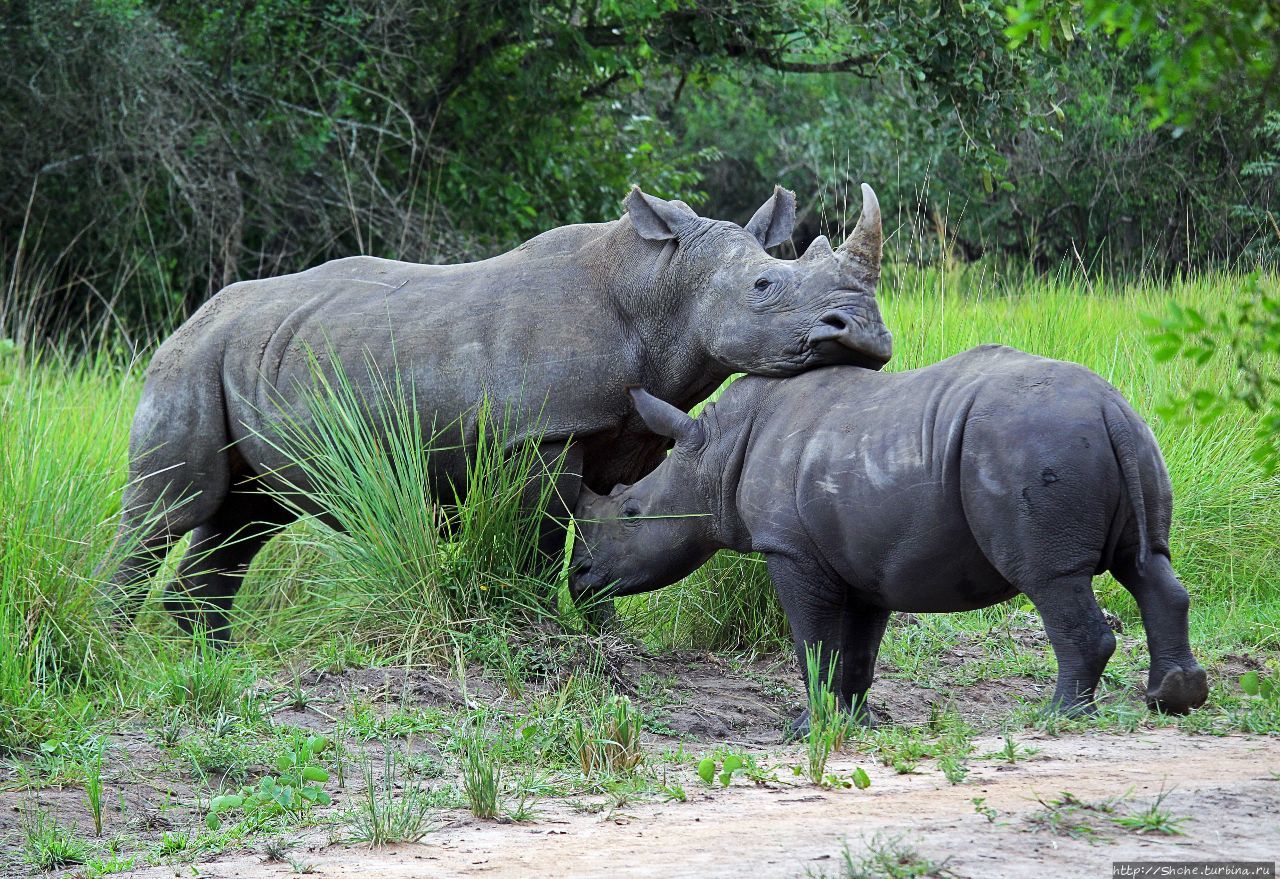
xmin=839 ymin=183 xmax=882 ymax=271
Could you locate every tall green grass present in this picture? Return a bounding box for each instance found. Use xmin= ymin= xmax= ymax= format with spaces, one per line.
xmin=625 ymin=268 xmax=1280 ymax=654
xmin=0 ymin=352 xmax=139 ymax=751
xmin=241 ymin=352 xmax=567 ymax=660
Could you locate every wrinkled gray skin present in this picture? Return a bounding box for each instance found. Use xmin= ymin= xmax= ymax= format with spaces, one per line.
xmin=104 ymin=184 xmax=893 ymax=641
xmin=571 ymin=346 xmax=1209 ymax=730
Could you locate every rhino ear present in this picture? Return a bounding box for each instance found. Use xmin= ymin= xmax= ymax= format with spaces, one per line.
xmin=744 ymin=185 xmax=797 ymax=249
xmin=628 ymin=387 xmax=704 ymax=446
xmin=624 ymin=187 xmax=697 ymax=242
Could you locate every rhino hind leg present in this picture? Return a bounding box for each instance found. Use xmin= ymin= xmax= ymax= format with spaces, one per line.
xmin=1020 ymin=574 xmax=1117 ymax=716
xmin=163 ymin=490 xmax=293 ymax=644
xmin=1113 ymin=554 xmax=1208 ymax=714
xmin=102 ymin=463 xmax=232 ymax=628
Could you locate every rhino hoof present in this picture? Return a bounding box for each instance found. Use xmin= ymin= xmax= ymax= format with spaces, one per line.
xmin=786 ymin=704 xmax=876 ymax=741
xmin=787 ymin=708 xmax=811 ymax=742
xmin=1147 ymin=665 xmax=1209 ymax=715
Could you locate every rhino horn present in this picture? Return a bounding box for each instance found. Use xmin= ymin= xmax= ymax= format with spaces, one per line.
xmin=839 ymin=183 xmax=882 ymax=272
xmin=799 ymin=234 xmax=834 ymax=263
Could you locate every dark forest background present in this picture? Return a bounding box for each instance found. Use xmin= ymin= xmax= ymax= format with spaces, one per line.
xmin=2 ymin=0 xmax=1277 ymax=338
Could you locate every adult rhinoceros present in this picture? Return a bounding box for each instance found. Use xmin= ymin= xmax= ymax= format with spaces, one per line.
xmin=104 ymin=184 xmax=893 ymax=640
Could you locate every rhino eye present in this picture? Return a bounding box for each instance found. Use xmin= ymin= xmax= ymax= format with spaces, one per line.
xmin=754 ymin=277 xmax=771 ymax=290
xmin=622 ymin=501 xmax=641 ymax=518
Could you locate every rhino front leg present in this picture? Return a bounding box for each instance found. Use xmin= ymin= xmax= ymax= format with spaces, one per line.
xmin=767 ymin=554 xmax=847 ymax=738
xmin=1021 ymin=574 xmax=1117 ymax=716
xmin=840 ymin=602 xmax=891 ymax=727
xmin=528 ymin=441 xmax=612 ymax=622
xmin=1113 ymin=554 xmax=1208 ymax=714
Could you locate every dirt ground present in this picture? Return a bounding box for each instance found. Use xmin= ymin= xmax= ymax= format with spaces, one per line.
xmin=3 ymin=638 xmax=1278 ymax=878
xmin=117 ymin=729 xmax=1280 ymax=879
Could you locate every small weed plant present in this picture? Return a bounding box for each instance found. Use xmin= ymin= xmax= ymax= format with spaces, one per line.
xmin=461 ymin=724 xmax=502 ymax=819
xmin=348 ymin=748 xmax=436 ymax=845
xmin=572 ymin=694 xmax=643 ymax=777
xmin=158 ymin=634 xmax=256 ymax=720
xmin=206 ymin=733 xmax=332 ymax=830
xmin=803 ymin=644 xmax=853 ymax=786
xmin=83 ymin=735 xmax=105 ymax=836
xmin=807 ymin=833 xmax=953 ymax=879
xmin=21 ymin=807 xmax=89 ymax=870
xmin=1110 ymin=788 xmax=1187 ymax=836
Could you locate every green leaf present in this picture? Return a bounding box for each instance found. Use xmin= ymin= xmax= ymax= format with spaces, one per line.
xmin=852 ymin=767 xmax=871 ymax=790
xmin=205 ymin=812 xmax=220 ymax=831
xmin=1241 ymin=671 xmax=1260 ymax=695
xmin=210 ymin=794 xmax=244 ymax=813
xmin=697 ymin=758 xmax=715 ymax=784
xmin=302 ymin=766 xmax=329 ymax=783
xmin=722 ymin=755 xmax=743 ymax=774
xmin=275 ymin=755 xmax=292 ymax=773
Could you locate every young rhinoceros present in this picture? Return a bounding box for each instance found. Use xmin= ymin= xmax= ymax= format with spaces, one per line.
xmin=571 ymin=345 xmax=1209 ymax=726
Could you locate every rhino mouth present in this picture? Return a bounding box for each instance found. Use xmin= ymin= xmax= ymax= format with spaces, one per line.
xmin=806 ymin=307 xmax=893 ymax=370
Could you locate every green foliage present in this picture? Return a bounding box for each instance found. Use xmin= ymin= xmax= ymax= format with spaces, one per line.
xmin=82 ymin=735 xmax=105 ymax=837
xmin=1111 ymin=788 xmax=1187 ymax=835
xmin=1007 ymin=0 xmax=1280 ymax=127
xmin=3 ymin=0 xmax=1031 ymax=335
xmin=620 ymin=550 xmax=789 ymax=651
xmin=696 ymin=753 xmax=746 ymax=787
xmin=1028 ymin=787 xmax=1188 ymax=839
xmin=1241 ymin=670 xmax=1279 ymax=702
xmin=460 ymin=723 xmax=502 ymax=820
xmin=0 ymin=356 xmax=138 ymax=752
xmin=1236 ymin=111 xmax=1280 ymax=265
xmin=808 ymin=834 xmax=953 ymax=879
xmin=972 ymin=797 xmax=999 ymax=823
xmin=1147 ymin=272 xmax=1280 ymax=473
xmin=10 ymin=0 xmax=1273 ymax=342
xmin=205 ymin=733 xmax=332 ymax=831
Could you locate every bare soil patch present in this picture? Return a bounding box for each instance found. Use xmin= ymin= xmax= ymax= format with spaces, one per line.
xmin=119 ymin=730 xmax=1280 ymax=879
xmin=2 ymin=637 xmax=1276 ymax=878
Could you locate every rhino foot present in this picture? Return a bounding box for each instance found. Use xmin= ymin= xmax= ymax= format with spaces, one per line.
xmin=1146 ymin=665 xmax=1209 ymax=714
xmin=786 ymin=703 xmax=877 ymax=742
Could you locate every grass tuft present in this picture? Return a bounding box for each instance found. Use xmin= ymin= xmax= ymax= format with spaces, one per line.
xmin=21 ymin=807 xmax=89 ymax=870
xmin=348 ymin=748 xmax=436 ymax=846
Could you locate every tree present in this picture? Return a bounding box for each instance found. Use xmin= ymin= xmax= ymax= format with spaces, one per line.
xmin=1007 ymin=0 xmax=1280 ymax=127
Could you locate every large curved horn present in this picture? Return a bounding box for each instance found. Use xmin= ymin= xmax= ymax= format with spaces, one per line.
xmin=839 ymin=183 xmax=882 ymax=271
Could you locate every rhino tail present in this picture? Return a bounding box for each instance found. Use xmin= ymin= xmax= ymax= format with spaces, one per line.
xmin=1103 ymin=400 xmax=1149 ymax=572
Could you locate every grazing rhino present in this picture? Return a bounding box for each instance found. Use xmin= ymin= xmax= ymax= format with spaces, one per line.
xmin=570 ymin=345 xmax=1209 ymax=727
xmin=104 ymin=184 xmax=893 ymax=641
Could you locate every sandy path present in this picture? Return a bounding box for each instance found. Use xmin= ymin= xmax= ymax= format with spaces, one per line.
xmin=125 ymin=730 xmax=1280 ymax=878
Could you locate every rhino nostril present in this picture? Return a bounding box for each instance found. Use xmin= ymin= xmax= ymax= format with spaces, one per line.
xmin=819 ymin=311 xmax=853 ymax=332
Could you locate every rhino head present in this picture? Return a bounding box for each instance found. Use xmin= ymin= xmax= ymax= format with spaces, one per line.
xmin=570 ymin=387 xmax=725 ymax=600
xmin=618 ymin=183 xmax=892 ymax=375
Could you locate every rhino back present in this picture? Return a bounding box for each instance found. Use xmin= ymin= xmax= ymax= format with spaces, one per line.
xmin=149 ymin=224 xmax=647 ymax=495
xmin=735 ymin=345 xmax=1142 ymax=611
